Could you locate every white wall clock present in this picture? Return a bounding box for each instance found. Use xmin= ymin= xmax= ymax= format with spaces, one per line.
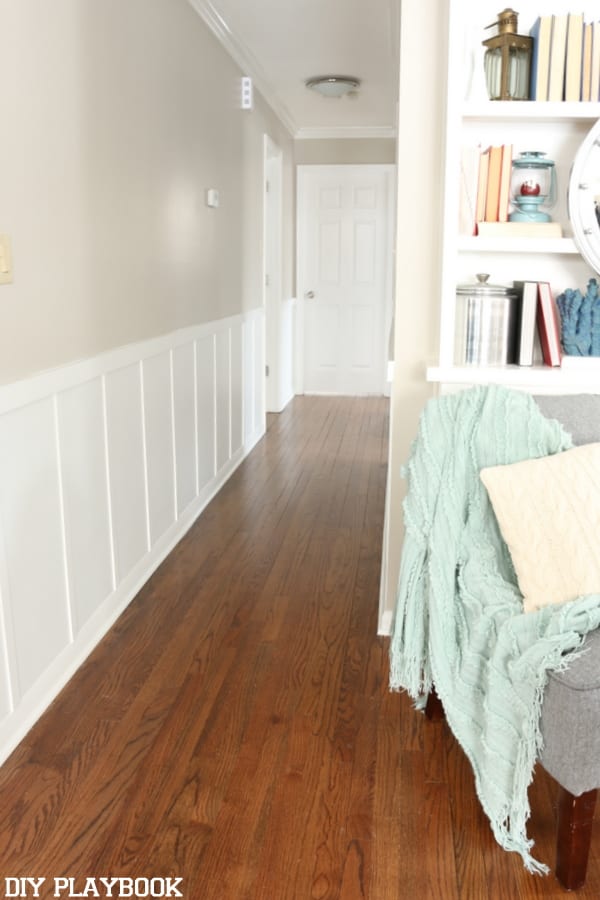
xmin=569 ymin=118 xmax=600 ymax=274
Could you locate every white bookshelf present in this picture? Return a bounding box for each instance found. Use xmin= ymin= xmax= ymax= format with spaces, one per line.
xmin=432 ymin=0 xmax=600 ymax=391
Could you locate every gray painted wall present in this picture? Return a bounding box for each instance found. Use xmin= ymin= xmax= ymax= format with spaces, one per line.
xmin=0 ymin=0 xmax=295 ymax=385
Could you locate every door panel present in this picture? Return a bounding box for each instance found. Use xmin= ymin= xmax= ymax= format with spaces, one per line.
xmin=314 ymin=305 xmax=341 ymax=369
xmin=319 ymin=221 xmax=342 ymax=283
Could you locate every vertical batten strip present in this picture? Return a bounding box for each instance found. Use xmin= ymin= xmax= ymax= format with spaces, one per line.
xmin=52 ymin=394 xmax=75 ymax=643
xmin=0 ymin=528 xmax=17 ymax=711
xmin=101 ymin=375 xmax=118 ymax=591
xmin=250 ymin=316 xmax=256 ymax=439
xmin=192 ymin=341 xmax=199 ymax=497
xmin=212 ymin=333 xmax=218 ymax=477
xmin=242 ymin=318 xmax=248 ymax=446
xmin=228 ymin=326 xmax=233 ymax=461
xmin=169 ymin=349 xmax=179 ymax=519
xmin=139 ymin=361 xmax=152 ymax=552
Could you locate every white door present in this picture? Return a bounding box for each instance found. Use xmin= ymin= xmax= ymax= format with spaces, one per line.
xmin=297 ymin=165 xmax=395 ymax=395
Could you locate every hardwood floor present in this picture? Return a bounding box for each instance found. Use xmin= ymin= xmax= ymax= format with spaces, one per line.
xmin=0 ymin=395 xmax=598 ymax=898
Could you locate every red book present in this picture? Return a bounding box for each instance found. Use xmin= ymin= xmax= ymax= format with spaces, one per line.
xmin=537 ymin=282 xmax=562 ymax=366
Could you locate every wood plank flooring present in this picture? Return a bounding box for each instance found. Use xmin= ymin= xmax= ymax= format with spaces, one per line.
xmin=0 ymin=395 xmax=598 ymax=898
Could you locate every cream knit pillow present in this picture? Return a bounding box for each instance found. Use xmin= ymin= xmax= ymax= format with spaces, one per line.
xmin=480 ymin=443 xmax=600 ymax=613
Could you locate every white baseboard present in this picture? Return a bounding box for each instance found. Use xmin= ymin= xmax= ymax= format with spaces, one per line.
xmin=378 ymin=609 xmax=393 ymax=637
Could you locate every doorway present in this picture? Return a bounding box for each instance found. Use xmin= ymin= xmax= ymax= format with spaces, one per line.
xmin=296 ymin=164 xmax=395 ymax=395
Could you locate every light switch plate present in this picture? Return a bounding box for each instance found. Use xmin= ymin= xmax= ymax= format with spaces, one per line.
xmin=0 ymin=234 xmax=12 ymax=284
xmin=206 ymin=188 xmax=219 ymax=208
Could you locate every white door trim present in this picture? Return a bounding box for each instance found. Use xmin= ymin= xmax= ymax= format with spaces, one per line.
xmin=263 ymin=135 xmax=294 ymax=413
xmin=296 ymin=164 xmax=396 ymax=396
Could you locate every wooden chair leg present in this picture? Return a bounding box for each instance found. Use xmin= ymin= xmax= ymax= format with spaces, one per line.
xmin=556 ymin=786 xmax=597 ymax=891
xmin=425 ymin=685 xmax=445 ymax=722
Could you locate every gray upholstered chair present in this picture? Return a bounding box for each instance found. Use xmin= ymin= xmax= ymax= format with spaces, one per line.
xmin=534 ymin=393 xmax=600 ymax=891
xmin=426 ymin=393 xmax=600 ymax=891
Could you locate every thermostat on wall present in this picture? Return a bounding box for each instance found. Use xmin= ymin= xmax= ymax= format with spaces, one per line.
xmin=206 ymin=188 xmax=219 ymax=208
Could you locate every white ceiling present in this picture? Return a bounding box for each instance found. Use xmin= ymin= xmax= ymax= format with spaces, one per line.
xmin=188 ymin=0 xmax=400 ymax=139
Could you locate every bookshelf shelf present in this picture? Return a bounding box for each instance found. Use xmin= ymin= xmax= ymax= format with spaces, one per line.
xmin=458 ymin=236 xmax=579 ymax=254
xmin=426 ymin=364 xmax=600 ymax=391
xmin=462 ymin=101 xmax=600 ymax=121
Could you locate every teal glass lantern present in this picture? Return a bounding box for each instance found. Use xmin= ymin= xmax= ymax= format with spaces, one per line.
xmin=509 ymin=151 xmax=557 ymax=222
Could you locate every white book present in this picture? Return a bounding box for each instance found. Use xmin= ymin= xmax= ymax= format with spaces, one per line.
xmin=548 ymin=14 xmax=569 ymax=101
xmin=591 ymin=21 xmax=600 ymax=102
xmin=458 ymin=145 xmax=481 ymax=236
xmin=513 ymin=281 xmax=538 ymax=366
xmin=565 ymin=12 xmax=584 ymax=101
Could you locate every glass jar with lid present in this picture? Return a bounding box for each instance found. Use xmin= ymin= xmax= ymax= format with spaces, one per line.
xmin=455 ymin=274 xmax=518 ymax=366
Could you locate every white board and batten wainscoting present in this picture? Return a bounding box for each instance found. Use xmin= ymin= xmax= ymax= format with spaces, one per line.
xmin=0 ymin=308 xmax=265 ymax=766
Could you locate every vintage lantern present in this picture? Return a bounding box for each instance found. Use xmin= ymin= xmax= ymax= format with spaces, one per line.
xmin=509 ymin=151 xmax=557 ymax=222
xmin=482 ymin=8 xmax=533 ymax=101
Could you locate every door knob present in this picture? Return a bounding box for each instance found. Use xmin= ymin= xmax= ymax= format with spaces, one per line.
xmin=305 ymin=290 xmax=315 ymax=299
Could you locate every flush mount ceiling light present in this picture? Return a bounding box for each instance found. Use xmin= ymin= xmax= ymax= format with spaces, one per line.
xmin=305 ymin=75 xmax=361 ymax=98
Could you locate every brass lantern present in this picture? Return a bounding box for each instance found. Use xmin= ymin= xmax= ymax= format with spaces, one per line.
xmin=482 ymin=8 xmax=532 ymax=101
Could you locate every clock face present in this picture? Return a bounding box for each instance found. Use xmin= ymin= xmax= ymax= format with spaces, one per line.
xmin=569 ymin=120 xmax=600 ymax=273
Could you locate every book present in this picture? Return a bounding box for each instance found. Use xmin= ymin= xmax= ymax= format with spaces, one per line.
xmin=513 ymin=281 xmax=538 ymax=366
xmin=537 ymin=282 xmax=562 ymax=366
xmin=476 ymin=221 xmax=563 ymax=238
xmin=582 ymin=22 xmax=593 ymax=101
xmin=484 ymin=145 xmax=503 ymax=222
xmin=498 ymin=144 xmax=513 ymax=223
xmin=565 ymin=12 xmax=584 ymax=101
xmin=529 ymin=16 xmax=553 ymax=100
xmin=591 ymin=21 xmax=600 ymax=101
xmin=458 ymin=145 xmax=481 ymax=236
xmin=475 ymin=147 xmax=490 ymax=226
xmin=548 ymin=13 xmax=568 ymax=101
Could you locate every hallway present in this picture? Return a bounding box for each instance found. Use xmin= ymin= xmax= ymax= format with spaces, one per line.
xmin=0 ymin=396 xmax=392 ymax=897
xmin=0 ymin=396 xmax=597 ymax=898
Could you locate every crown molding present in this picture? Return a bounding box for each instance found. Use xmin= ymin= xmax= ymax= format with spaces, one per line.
xmin=187 ymin=0 xmax=297 ymax=137
xmin=295 ymin=125 xmax=397 ymax=141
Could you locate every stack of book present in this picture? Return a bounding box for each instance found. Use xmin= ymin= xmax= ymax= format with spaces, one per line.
xmin=513 ymin=281 xmax=562 ymax=367
xmin=458 ymin=145 xmax=563 ymax=238
xmin=459 ymin=144 xmax=511 ymax=236
xmin=530 ymin=13 xmax=600 ymax=101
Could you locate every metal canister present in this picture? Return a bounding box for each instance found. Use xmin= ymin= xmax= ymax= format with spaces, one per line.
xmin=455 ymin=273 xmax=518 ymax=366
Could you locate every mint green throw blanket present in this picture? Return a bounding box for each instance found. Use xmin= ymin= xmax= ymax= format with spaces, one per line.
xmin=389 ymin=385 xmax=600 ymax=873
